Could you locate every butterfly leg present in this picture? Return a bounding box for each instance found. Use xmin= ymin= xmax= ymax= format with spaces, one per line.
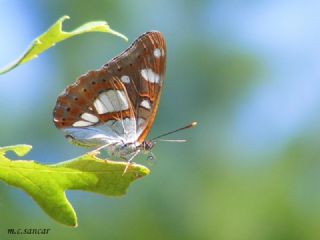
xmin=90 ymin=143 xmax=113 ymax=156
xmin=122 ymin=149 xmax=141 ymax=176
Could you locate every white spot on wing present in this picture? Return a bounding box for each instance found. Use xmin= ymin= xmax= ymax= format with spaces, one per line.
xmin=137 ymin=118 xmax=146 ymax=127
xmin=153 ymin=48 xmax=161 ymax=58
xmin=140 ymin=99 xmax=151 ymax=109
xmin=141 ymin=68 xmax=160 ymax=83
xmin=81 ymin=112 xmax=99 ymax=123
xmin=93 ymin=90 xmax=128 ymax=114
xmin=73 ymin=120 xmax=94 ymax=127
xmin=99 ymin=92 xmax=115 ymax=112
xmin=114 ymin=90 xmax=129 ymax=110
xmin=94 ymin=98 xmax=108 ymax=114
xmin=121 ymin=75 xmax=130 ymax=83
xmin=137 ymin=118 xmax=146 ymax=135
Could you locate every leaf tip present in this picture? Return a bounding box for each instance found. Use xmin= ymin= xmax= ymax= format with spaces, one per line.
xmin=131 ymin=164 xmax=150 ymax=178
xmin=61 ymin=15 xmax=70 ymax=22
xmin=106 ymin=26 xmax=128 ymax=42
xmin=68 ymin=220 xmax=78 ymax=228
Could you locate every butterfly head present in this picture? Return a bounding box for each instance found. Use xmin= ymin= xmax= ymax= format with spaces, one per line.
xmin=141 ymin=140 xmax=155 ymax=151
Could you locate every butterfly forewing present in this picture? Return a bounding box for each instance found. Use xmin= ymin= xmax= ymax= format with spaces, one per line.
xmin=53 ymin=31 xmax=166 ymax=146
xmin=105 ymin=31 xmax=166 ymax=143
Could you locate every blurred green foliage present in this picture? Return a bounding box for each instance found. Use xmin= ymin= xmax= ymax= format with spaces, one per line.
xmin=0 ymin=1 xmax=319 ymax=240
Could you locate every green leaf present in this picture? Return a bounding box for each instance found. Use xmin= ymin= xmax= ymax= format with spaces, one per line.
xmin=0 ymin=15 xmax=128 ymax=74
xmin=0 ymin=145 xmax=149 ymax=227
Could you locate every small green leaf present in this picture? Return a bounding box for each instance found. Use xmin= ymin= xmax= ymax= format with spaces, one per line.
xmin=0 ymin=145 xmax=149 ymax=227
xmin=0 ymin=144 xmax=32 ymax=157
xmin=0 ymin=15 xmax=128 ymax=74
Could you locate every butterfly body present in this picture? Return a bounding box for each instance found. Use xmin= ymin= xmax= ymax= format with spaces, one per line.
xmin=109 ymin=140 xmax=154 ymax=160
xmin=53 ymin=31 xmax=166 ymax=161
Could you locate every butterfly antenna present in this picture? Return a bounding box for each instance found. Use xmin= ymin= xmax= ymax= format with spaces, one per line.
xmin=151 ymin=121 xmax=197 ymax=142
xmin=156 ymin=139 xmax=187 ymax=142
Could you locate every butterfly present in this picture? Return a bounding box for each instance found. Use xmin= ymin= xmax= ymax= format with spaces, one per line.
xmin=53 ymin=31 xmax=196 ymax=172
